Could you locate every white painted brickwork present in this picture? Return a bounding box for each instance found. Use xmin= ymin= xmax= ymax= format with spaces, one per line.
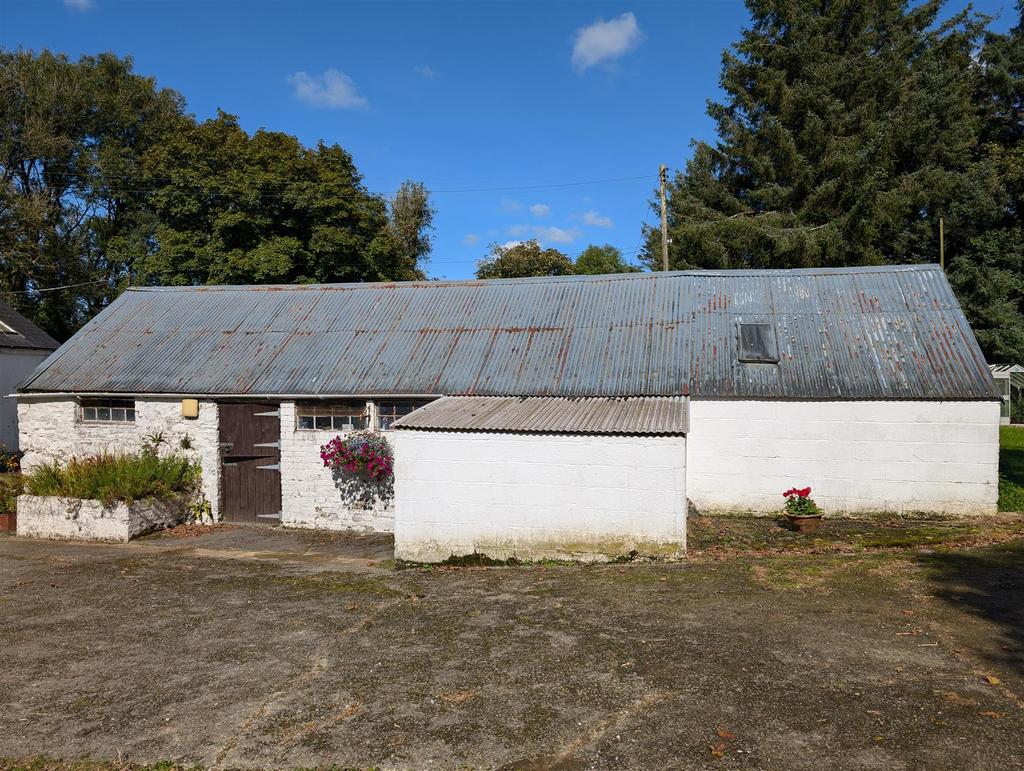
xmin=686 ymin=400 xmax=1000 ymax=515
xmin=17 ymin=397 xmax=221 ymax=519
xmin=17 ymin=494 xmax=187 ymax=542
xmin=278 ymin=401 xmax=394 ymax=532
xmin=393 ymin=431 xmax=686 ymax=562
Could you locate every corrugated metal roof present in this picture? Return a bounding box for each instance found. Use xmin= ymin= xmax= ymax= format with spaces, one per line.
xmin=0 ymin=300 xmax=60 ymax=351
xmin=394 ymin=396 xmax=689 ymax=435
xmin=19 ymin=265 xmax=998 ymax=400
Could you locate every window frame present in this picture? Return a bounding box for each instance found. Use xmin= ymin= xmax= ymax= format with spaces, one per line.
xmin=295 ymin=400 xmax=370 ymax=432
xmin=376 ymin=399 xmax=431 ymax=431
xmin=79 ymin=398 xmax=136 ymax=424
xmin=737 ymin=322 xmax=780 ymax=364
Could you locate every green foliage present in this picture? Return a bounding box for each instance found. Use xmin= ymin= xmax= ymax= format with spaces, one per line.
xmin=137 ymin=111 xmax=427 ymax=286
xmin=0 ymin=49 xmax=186 ymax=340
xmin=476 ymin=239 xmax=575 ymax=279
xmin=0 ymin=473 xmax=24 ymax=516
xmin=999 ymin=426 xmax=1024 ymax=512
xmin=574 ymin=244 xmax=641 ymax=275
xmin=0 ymin=51 xmax=435 ymax=339
xmin=25 ymin=452 xmax=199 ymax=507
xmin=646 ymin=0 xmax=1024 ymax=362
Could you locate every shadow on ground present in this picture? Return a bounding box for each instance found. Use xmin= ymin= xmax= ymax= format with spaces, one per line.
xmin=915 ymin=540 xmax=1024 ymax=680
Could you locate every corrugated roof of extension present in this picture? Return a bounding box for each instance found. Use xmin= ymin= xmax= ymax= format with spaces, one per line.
xmin=0 ymin=300 xmax=60 ymax=351
xmin=19 ymin=264 xmax=998 ymax=401
xmin=394 ymin=395 xmax=689 ymax=435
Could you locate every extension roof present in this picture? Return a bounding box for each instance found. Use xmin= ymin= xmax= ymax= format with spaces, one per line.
xmin=0 ymin=299 xmax=60 ymax=352
xmin=18 ymin=265 xmax=998 ymax=401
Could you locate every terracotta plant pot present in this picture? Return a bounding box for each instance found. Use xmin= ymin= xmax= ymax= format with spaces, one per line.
xmin=0 ymin=511 xmax=16 ymax=533
xmin=785 ymin=513 xmax=822 ymax=533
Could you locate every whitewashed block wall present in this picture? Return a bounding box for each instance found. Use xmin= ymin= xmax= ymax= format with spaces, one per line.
xmin=393 ymin=430 xmax=687 ymax=562
xmin=685 ymin=399 xmax=1000 ymax=515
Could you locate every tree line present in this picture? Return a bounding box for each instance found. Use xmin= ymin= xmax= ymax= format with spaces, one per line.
xmin=0 ymin=50 xmax=434 ymax=340
xmin=643 ymin=0 xmax=1024 ymax=363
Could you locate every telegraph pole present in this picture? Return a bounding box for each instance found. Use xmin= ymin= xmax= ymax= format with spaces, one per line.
xmin=659 ymin=164 xmax=669 ymax=271
xmin=939 ymin=217 xmax=945 ymax=270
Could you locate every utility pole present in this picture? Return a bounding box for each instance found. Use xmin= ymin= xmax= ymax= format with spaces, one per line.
xmin=659 ymin=164 xmax=669 ymax=271
xmin=939 ymin=217 xmax=945 ymax=270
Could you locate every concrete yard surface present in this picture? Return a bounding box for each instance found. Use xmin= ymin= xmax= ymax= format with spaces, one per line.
xmin=1 ymin=518 xmax=1024 ymax=769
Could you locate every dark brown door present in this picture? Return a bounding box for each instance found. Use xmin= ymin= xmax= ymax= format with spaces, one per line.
xmin=219 ymin=402 xmax=282 ymax=523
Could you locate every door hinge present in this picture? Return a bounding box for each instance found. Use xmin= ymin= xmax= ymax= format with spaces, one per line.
xmin=253 ymin=410 xmax=280 ymax=418
xmin=253 ymin=441 xmax=280 ymax=449
xmin=257 ymin=463 xmax=280 ymax=471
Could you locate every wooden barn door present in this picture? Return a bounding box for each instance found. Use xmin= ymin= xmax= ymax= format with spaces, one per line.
xmin=219 ymin=402 xmax=282 ymax=523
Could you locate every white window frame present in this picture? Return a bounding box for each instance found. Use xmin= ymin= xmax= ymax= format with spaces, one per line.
xmin=295 ymin=400 xmax=371 ymax=432
xmin=79 ymin=398 xmax=136 ymax=424
xmin=294 ymin=399 xmax=432 ymax=432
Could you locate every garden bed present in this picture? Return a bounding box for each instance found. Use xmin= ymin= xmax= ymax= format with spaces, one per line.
xmin=16 ymin=452 xmax=199 ymax=542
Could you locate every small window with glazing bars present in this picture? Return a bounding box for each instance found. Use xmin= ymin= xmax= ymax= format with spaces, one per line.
xmin=296 ymin=401 xmax=369 ymax=431
xmin=80 ymin=398 xmax=136 ymax=423
xmin=377 ymin=400 xmax=430 ymax=431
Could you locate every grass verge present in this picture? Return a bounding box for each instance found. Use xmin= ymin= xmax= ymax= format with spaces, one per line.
xmin=999 ymin=425 xmax=1024 ymax=512
xmin=24 ymin=452 xmax=199 ymax=507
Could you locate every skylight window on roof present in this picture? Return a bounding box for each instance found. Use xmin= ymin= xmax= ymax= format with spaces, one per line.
xmin=738 ymin=323 xmax=779 ymax=363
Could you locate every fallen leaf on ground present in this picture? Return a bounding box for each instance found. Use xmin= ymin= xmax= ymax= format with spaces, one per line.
xmin=937 ymin=691 xmax=977 ymax=706
xmin=709 ymin=742 xmax=726 ymax=758
xmin=716 ymin=728 xmax=737 ymax=740
xmin=440 ymin=690 xmax=476 ymax=704
xmin=979 ymin=711 xmax=1005 ymax=719
xmin=984 ymin=675 xmax=1002 ymax=686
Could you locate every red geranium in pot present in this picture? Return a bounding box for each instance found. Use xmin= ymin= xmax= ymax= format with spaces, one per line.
xmin=782 ymin=486 xmax=823 ymax=533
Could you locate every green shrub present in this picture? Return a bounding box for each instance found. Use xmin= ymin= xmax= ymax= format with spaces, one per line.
xmin=0 ymin=473 xmax=24 ymax=515
xmin=25 ymin=453 xmax=199 ymax=507
xmin=999 ymin=427 xmax=1024 ymax=513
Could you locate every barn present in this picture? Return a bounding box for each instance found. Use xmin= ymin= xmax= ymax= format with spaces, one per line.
xmin=15 ymin=264 xmax=1001 ymax=560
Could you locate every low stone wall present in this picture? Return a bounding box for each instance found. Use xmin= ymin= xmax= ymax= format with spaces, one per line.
xmin=16 ymin=494 xmax=188 ymax=542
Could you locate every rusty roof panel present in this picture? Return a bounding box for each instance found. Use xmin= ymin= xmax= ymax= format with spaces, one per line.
xmin=393 ymin=395 xmax=689 ymax=435
xmin=19 ymin=265 xmax=998 ymax=400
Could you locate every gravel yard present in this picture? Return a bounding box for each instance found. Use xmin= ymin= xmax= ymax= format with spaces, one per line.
xmin=1 ymin=517 xmax=1023 ymax=770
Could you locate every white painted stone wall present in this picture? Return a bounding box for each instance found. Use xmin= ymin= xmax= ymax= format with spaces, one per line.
xmin=17 ymin=493 xmax=187 ymax=542
xmin=0 ymin=349 xmax=52 ymax=451
xmin=686 ymin=399 xmax=1000 ymax=515
xmin=17 ymin=397 xmax=221 ymax=519
xmin=278 ymin=401 xmax=394 ymax=532
xmin=393 ymin=431 xmax=686 ymax=562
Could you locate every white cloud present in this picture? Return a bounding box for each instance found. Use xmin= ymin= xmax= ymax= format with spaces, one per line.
xmin=462 ymin=233 xmax=480 ymax=247
xmin=64 ymin=0 xmax=94 ymax=10
xmin=288 ymin=69 xmax=367 ymax=109
xmin=506 ymin=223 xmax=583 ymax=245
xmin=572 ymin=12 xmax=644 ymax=72
xmin=414 ymin=65 xmax=439 ymax=80
xmin=500 ymin=240 xmax=525 ymax=250
xmin=536 ymin=225 xmax=581 ymax=244
xmin=529 ymin=203 xmax=551 ymax=218
xmin=582 ymin=210 xmax=614 ymax=228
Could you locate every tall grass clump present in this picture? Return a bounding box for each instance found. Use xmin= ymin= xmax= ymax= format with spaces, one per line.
xmin=25 ymin=452 xmax=199 ymax=507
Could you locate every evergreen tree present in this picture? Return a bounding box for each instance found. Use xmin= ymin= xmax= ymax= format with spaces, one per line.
xmin=645 ymin=0 xmax=1022 ymax=361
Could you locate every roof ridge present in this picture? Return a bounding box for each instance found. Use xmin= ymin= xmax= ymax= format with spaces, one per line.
xmin=128 ymin=263 xmax=943 ymax=293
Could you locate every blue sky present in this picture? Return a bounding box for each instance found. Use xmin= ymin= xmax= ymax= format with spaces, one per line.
xmin=2 ymin=0 xmax=1017 ymax=280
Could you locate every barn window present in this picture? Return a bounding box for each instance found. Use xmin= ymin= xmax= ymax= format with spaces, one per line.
xmin=738 ymin=323 xmax=779 ymax=363
xmin=296 ymin=401 xmax=369 ymax=431
xmin=80 ymin=398 xmax=136 ymax=423
xmin=377 ymin=400 xmax=430 ymax=431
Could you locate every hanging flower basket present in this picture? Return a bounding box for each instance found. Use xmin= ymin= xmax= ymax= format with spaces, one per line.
xmin=320 ymin=431 xmax=394 ymax=482
xmin=782 ymin=486 xmax=823 ymax=533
